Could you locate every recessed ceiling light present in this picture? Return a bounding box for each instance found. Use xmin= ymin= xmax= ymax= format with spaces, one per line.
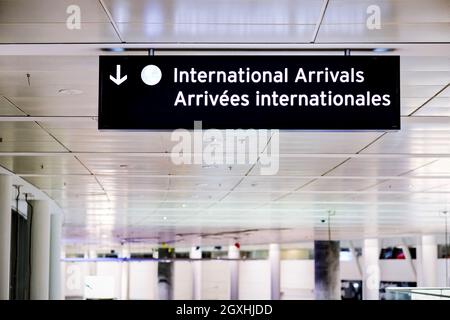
xmin=102 ymin=47 xmax=125 ymax=52
xmin=58 ymin=88 xmax=83 ymax=95
xmin=372 ymin=48 xmax=393 ymax=53
xmin=181 ymin=204 xmax=187 ymax=208
xmin=163 ymin=216 xmax=168 ymax=220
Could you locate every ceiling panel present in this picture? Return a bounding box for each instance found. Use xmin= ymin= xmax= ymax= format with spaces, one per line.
xmin=77 ymin=155 xmax=174 ymax=175
xmin=0 ymin=121 xmax=65 ymax=152
xmin=104 ymin=0 xmax=323 ymax=24
xmin=388 ymin=192 xmax=450 ymax=204
xmin=0 ymin=155 xmax=89 ymax=175
xmin=415 ymin=86 xmax=450 ymax=116
xmin=280 ymin=191 xmax=407 ymax=202
xmin=233 ymin=176 xmax=312 ymax=192
xmin=0 ymin=95 xmax=23 ymax=116
xmin=277 ymin=132 xmax=383 ymax=154
xmin=326 ymin=158 xmax=436 ymax=176
xmin=0 ymin=0 xmax=110 ymax=23
xmin=360 ymin=117 xmax=450 ymax=154
xmin=0 ymin=71 xmax=97 ymax=88
xmin=77 ymin=153 xmax=254 ymax=176
xmin=401 ymin=56 xmax=450 ymax=72
xmin=222 ymin=191 xmax=291 ymax=202
xmin=0 ymin=23 xmax=120 ymax=43
xmin=317 ymin=0 xmax=450 ymax=43
xmin=317 ymin=23 xmax=449 ymax=43
xmin=401 ymin=71 xmax=449 ymax=86
xmin=41 ymin=119 xmax=171 ymax=152
xmin=117 ymin=23 xmax=317 ymax=43
xmin=0 ymin=0 xmax=119 ymax=43
xmin=0 ymin=56 xmax=98 ymax=72
xmin=97 ymin=175 xmax=169 ymax=191
xmin=321 ymin=0 xmax=449 ymax=24
xmin=401 ymin=97 xmax=430 ymax=116
xmin=49 ymin=192 xmax=109 ymax=206
xmin=8 ymin=96 xmax=97 ymax=116
xmin=0 ymin=84 xmax=97 ymax=99
xmin=132 ymin=190 xmax=228 ymax=202
xmin=106 ymin=0 xmax=320 ymax=43
xmin=365 ymin=178 xmax=450 ymax=192
xmin=250 ymin=157 xmax=345 ymax=176
xmin=404 ymin=159 xmax=450 ymax=177
xmin=299 ymin=178 xmax=382 ymax=191
xmin=402 ymin=85 xmax=448 ymax=98
xmin=24 ymin=175 xmax=102 ymax=191
xmin=168 ymin=176 xmax=241 ymax=191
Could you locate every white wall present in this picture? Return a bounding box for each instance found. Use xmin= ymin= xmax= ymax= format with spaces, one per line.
xmin=128 ymin=261 xmax=158 ymax=300
xmin=436 ymin=260 xmax=449 ymax=286
xmin=96 ymin=262 xmax=122 ymax=299
xmin=340 ymin=260 xmax=362 ymax=280
xmin=280 ymin=260 xmax=315 ymax=300
xmin=173 ymin=261 xmax=193 ymax=300
xmin=379 ymin=260 xmax=416 ymax=282
xmin=238 ymin=260 xmax=271 ymax=300
xmin=202 ymin=261 xmax=230 ymax=299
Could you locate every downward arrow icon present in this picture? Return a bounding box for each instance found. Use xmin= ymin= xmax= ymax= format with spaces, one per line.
xmin=110 ymin=65 xmax=127 ymax=85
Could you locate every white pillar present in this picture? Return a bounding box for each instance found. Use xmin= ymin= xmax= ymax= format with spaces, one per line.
xmin=0 ymin=175 xmax=12 ymax=300
xmin=88 ymin=249 xmax=97 ymax=275
xmin=49 ymin=213 xmax=63 ymax=300
xmin=417 ymin=235 xmax=438 ymax=287
xmin=269 ymin=244 xmax=281 ymax=300
xmin=120 ymin=246 xmax=130 ymax=300
xmin=30 ymin=200 xmax=51 ymax=300
xmin=363 ymin=239 xmax=380 ymax=300
xmin=190 ymin=246 xmax=202 ymax=300
xmin=228 ymin=244 xmax=240 ymax=300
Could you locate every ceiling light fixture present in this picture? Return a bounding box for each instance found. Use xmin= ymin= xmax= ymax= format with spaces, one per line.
xmin=101 ymin=47 xmax=125 ymax=52
xmin=372 ymin=48 xmax=393 ymax=53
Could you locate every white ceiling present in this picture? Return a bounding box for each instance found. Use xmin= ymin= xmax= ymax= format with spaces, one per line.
xmin=0 ymin=0 xmax=449 ymax=246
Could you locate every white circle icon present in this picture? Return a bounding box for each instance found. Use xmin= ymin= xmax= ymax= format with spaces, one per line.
xmin=141 ymin=65 xmax=162 ymax=85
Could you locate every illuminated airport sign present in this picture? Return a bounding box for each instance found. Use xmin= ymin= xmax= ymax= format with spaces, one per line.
xmin=98 ymin=56 xmax=400 ymax=130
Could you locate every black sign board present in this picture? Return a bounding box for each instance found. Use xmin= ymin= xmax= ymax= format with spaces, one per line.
xmin=99 ymin=55 xmax=400 ymax=130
